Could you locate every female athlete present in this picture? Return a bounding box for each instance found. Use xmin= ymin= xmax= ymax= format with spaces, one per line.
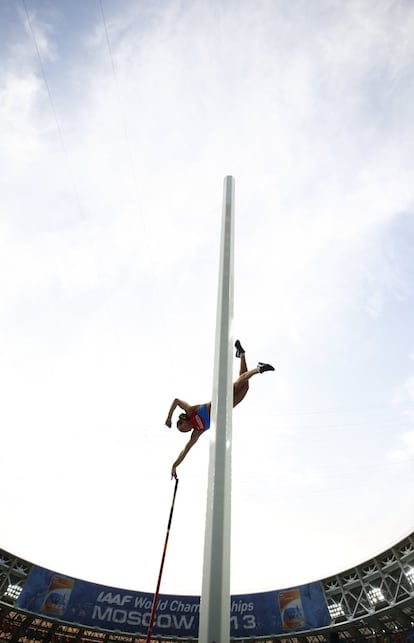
xmin=165 ymin=340 xmax=274 ymax=478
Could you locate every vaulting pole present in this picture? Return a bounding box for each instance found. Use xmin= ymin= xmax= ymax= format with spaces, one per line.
xmin=145 ymin=477 xmax=179 ymax=643
xmin=198 ymin=176 xmax=235 ymax=643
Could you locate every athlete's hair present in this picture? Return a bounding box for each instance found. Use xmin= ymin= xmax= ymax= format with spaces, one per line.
xmin=178 ymin=412 xmax=189 ymax=421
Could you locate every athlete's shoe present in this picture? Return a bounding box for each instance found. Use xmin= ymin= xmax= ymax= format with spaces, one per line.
xmin=257 ymin=362 xmax=275 ymax=373
xmin=235 ymin=339 xmax=245 ymax=358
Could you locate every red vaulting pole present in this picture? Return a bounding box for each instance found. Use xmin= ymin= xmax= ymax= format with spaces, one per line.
xmin=145 ymin=476 xmax=179 ymax=643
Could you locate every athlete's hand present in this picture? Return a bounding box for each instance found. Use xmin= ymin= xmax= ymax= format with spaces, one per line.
xmin=171 ymin=464 xmax=178 ymax=479
xmin=165 ymin=417 xmax=172 ymax=428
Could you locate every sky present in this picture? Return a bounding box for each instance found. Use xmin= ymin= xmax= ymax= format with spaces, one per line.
xmin=1 ymin=0 xmax=414 ymax=598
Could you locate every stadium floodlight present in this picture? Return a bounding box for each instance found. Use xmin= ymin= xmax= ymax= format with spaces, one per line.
xmin=328 ymin=602 xmax=345 ymax=619
xmin=4 ymin=584 xmax=22 ymax=600
xmin=406 ymin=567 xmax=414 ymax=587
xmin=367 ymin=587 xmax=385 ymax=606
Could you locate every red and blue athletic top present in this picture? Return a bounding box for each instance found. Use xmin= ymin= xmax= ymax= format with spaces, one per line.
xmin=189 ymin=403 xmax=211 ymax=431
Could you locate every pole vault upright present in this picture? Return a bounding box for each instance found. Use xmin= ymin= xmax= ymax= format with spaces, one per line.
xmin=198 ymin=176 xmax=235 ymax=643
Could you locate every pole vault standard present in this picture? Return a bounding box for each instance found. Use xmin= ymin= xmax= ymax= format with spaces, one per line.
xmin=198 ymin=176 xmax=235 ymax=643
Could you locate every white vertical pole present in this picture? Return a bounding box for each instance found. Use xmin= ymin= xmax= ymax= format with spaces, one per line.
xmin=198 ymin=176 xmax=235 ymax=643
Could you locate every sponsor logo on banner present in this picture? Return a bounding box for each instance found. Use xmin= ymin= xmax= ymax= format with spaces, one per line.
xmin=40 ymin=576 xmax=74 ymax=617
xmin=279 ymin=588 xmax=305 ymax=630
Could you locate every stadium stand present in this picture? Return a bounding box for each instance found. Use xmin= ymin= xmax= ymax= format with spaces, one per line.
xmin=1 ymin=532 xmax=413 ymax=642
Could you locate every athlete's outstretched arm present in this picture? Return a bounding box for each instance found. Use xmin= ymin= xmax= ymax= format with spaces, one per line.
xmin=165 ymin=398 xmax=192 ymax=427
xmin=171 ymin=431 xmax=202 ymax=478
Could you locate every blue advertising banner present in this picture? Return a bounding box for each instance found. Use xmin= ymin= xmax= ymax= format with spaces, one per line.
xmin=17 ymin=566 xmax=331 ymax=638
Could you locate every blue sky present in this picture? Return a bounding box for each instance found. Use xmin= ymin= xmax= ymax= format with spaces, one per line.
xmin=1 ymin=0 xmax=414 ymax=596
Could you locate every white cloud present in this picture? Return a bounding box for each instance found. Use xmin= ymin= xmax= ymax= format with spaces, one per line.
xmin=0 ymin=72 xmax=44 ymax=163
xmin=20 ymin=1 xmax=57 ymax=62
xmin=389 ymin=430 xmax=414 ymax=462
xmin=392 ymin=376 xmax=414 ymax=406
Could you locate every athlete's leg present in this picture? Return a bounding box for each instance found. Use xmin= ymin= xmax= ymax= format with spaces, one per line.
xmin=233 ymin=341 xmax=275 ymax=407
xmin=235 ymin=339 xmax=247 ymax=375
xmin=233 ymin=363 xmax=275 ymax=407
xmin=236 ymin=367 xmax=259 ymax=384
xmin=240 ymin=353 xmax=247 ymax=375
xmin=235 ymin=359 xmax=249 ymax=405
xmin=233 ymin=368 xmax=258 ymax=407
xmin=235 ymin=339 xmax=248 ymax=404
xmin=233 ymin=381 xmax=248 ymax=407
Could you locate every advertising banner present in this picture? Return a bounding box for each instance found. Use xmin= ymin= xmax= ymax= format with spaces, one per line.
xmin=17 ymin=565 xmax=331 ymax=638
